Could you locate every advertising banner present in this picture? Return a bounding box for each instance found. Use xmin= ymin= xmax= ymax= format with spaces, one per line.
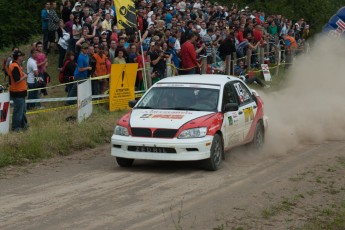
xmin=78 ymin=80 xmax=93 ymax=123
xmin=0 ymin=92 xmax=10 ymax=134
xmin=261 ymin=64 xmax=272 ymax=81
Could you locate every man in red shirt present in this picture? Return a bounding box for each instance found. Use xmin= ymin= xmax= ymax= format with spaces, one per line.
xmin=180 ymin=32 xmax=201 ymax=75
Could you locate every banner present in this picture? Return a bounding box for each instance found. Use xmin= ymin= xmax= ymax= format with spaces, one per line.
xmin=261 ymin=64 xmax=272 ymax=82
xmin=322 ymin=6 xmax=345 ymax=38
xmin=113 ymin=0 xmax=137 ymax=29
xmin=0 ymin=92 xmax=10 ymax=134
xmin=109 ymin=63 xmax=138 ymax=111
xmin=78 ymin=80 xmax=93 ymax=123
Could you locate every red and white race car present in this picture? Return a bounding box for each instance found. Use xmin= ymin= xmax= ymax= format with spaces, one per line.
xmin=111 ymin=74 xmax=268 ymax=170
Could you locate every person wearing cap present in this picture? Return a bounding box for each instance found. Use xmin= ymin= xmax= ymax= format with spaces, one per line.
xmin=8 ymin=50 xmax=28 ymax=132
xmin=67 ymin=43 xmax=92 ymax=104
xmin=149 ymin=41 xmax=169 ymax=81
xmin=167 ymin=37 xmax=180 ymax=75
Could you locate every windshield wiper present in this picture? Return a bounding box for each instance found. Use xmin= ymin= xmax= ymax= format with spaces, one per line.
xmin=135 ymin=106 xmax=154 ymax=109
xmin=161 ymin=107 xmax=202 ymax=111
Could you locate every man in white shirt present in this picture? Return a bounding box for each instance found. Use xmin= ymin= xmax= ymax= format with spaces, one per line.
xmin=27 ymin=49 xmax=39 ymax=110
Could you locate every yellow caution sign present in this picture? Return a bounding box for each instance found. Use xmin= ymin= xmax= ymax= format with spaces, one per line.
xmin=114 ymin=0 xmax=137 ymax=29
xmin=109 ymin=63 xmax=138 ymax=111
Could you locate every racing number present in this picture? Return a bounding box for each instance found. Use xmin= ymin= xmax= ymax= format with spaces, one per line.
xmin=243 ymin=107 xmax=254 ymax=122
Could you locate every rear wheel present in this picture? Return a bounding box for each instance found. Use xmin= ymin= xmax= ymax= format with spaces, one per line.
xmin=251 ymin=122 xmax=264 ymax=149
xmin=116 ymin=157 xmax=134 ymax=167
xmin=204 ymin=134 xmax=223 ymax=171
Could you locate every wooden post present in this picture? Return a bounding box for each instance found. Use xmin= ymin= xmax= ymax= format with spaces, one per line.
xmin=225 ymin=55 xmax=231 ymax=75
xmin=259 ymin=47 xmax=264 ymax=64
xmin=145 ymin=62 xmax=152 ymax=89
xmin=246 ymin=48 xmax=251 ymax=68
xmin=201 ymin=56 xmax=207 ymax=74
xmin=166 ymin=59 xmax=172 ymax=78
xmin=232 ymin=52 xmax=237 ymax=75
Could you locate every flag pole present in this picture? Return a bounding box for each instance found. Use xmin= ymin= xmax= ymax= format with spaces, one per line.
xmin=138 ymin=29 xmax=148 ymax=91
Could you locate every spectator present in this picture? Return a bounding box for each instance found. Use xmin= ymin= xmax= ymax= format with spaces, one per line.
xmin=67 ymin=43 xmax=92 ymax=105
xmin=61 ymin=0 xmax=72 ymax=23
xmin=108 ymin=40 xmax=117 ymax=63
xmin=61 ymin=51 xmax=76 ymax=95
xmin=92 ymin=47 xmax=107 ymax=95
xmin=41 ymin=2 xmax=50 ymax=53
xmin=149 ymin=41 xmax=168 ymax=79
xmin=71 ymin=16 xmax=82 ymax=55
xmin=180 ymin=32 xmax=201 ymax=75
xmin=26 ymin=49 xmax=40 ymax=110
xmin=48 ymin=1 xmax=60 ymax=53
xmin=57 ymin=20 xmax=69 ymax=69
xmin=8 ymin=50 xmax=28 ymax=132
xmin=113 ymin=49 xmax=126 ymax=64
xmin=234 ymin=61 xmax=268 ymax=88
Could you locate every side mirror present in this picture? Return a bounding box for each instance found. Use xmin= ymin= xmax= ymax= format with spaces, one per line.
xmin=223 ymin=103 xmax=239 ymax=112
xmin=128 ymin=100 xmax=138 ymax=108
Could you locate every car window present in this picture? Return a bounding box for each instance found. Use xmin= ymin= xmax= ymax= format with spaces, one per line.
xmin=136 ymin=86 xmax=219 ymax=111
xmin=222 ymin=83 xmax=238 ymax=108
xmin=233 ymin=81 xmax=253 ymax=105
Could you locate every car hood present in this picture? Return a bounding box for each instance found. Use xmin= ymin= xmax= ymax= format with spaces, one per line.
xmin=130 ymin=109 xmax=215 ymax=129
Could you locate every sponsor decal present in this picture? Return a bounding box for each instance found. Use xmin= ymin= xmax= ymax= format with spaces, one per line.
xmin=243 ymin=107 xmax=254 ymax=122
xmin=329 ymin=19 xmax=345 ymax=38
xmin=0 ymin=102 xmax=10 ymax=123
xmin=228 ymin=116 xmax=233 ymax=126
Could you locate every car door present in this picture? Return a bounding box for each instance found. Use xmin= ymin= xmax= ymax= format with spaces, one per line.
xmin=222 ymin=83 xmax=244 ymax=148
xmin=233 ymin=81 xmax=257 ymax=140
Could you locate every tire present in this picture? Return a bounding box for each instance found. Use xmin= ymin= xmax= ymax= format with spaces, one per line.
xmin=204 ymin=134 xmax=224 ymax=171
xmin=116 ymin=157 xmax=134 ymax=167
xmin=251 ymin=122 xmax=265 ymax=149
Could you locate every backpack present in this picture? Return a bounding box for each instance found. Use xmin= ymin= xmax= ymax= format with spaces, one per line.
xmin=58 ymin=60 xmax=70 ymax=83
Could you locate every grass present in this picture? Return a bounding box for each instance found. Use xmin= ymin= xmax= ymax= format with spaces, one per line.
xmin=0 ymin=40 xmax=128 ymax=168
xmin=0 ymin=105 xmax=125 ymax=167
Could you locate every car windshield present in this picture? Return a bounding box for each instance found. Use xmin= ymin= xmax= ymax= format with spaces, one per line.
xmin=136 ymin=86 xmax=220 ymax=112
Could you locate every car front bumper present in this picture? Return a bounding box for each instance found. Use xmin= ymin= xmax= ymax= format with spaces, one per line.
xmin=111 ymin=135 xmax=213 ymax=161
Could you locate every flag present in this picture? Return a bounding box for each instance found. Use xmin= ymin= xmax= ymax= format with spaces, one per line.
xmin=113 ymin=0 xmax=137 ymax=29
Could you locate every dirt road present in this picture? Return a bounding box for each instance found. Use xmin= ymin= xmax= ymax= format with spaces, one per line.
xmin=1 ymin=140 xmax=344 ymax=230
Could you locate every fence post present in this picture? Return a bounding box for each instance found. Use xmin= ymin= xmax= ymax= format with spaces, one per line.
xmin=145 ymin=62 xmax=152 ymax=89
xmin=166 ymin=59 xmax=172 ymax=78
xmin=259 ymin=47 xmax=264 ymax=64
xmin=225 ymin=55 xmax=231 ymax=75
xmin=201 ymin=56 xmax=207 ymax=74
xmin=232 ymin=52 xmax=237 ymax=75
xmin=246 ymin=48 xmax=251 ymax=68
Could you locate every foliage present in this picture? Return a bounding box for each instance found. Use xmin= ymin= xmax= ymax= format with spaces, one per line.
xmin=213 ymin=0 xmax=344 ymax=34
xmin=0 ymin=0 xmax=46 ymax=50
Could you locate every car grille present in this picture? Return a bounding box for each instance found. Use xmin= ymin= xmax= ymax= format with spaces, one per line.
xmin=131 ymin=128 xmax=178 ymax=138
xmin=128 ymin=146 xmax=177 ymax=153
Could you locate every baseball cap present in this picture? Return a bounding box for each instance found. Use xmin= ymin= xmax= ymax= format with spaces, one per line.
xmin=75 ymin=2 xmax=81 ymax=7
xmin=168 ymin=37 xmax=176 ymax=43
xmin=13 ymin=50 xmax=25 ymax=60
xmin=81 ymin=43 xmax=89 ymax=49
xmin=101 ymin=31 xmax=107 ymax=35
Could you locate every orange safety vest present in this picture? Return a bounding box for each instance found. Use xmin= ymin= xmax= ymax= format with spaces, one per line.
xmin=93 ymin=53 xmax=107 ymax=77
xmin=285 ymin=36 xmax=298 ymax=49
xmin=8 ymin=61 xmax=27 ymax=92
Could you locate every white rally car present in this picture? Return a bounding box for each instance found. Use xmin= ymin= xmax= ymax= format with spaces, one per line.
xmin=111 ymin=75 xmax=268 ymax=171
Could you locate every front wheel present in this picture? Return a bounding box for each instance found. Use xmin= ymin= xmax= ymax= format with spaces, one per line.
xmin=116 ymin=157 xmax=134 ymax=167
xmin=204 ymin=134 xmax=224 ymax=171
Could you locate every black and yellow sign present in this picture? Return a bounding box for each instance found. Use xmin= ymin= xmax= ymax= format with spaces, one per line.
xmin=109 ymin=64 xmax=138 ymax=111
xmin=114 ymin=0 xmax=137 ymax=29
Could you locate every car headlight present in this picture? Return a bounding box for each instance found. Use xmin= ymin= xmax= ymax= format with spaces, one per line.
xmin=178 ymin=127 xmax=208 ymax=139
xmin=114 ymin=125 xmax=129 ymax=136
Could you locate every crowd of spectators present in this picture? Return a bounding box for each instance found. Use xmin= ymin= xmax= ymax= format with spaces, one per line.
xmin=5 ymin=0 xmax=312 ymax=98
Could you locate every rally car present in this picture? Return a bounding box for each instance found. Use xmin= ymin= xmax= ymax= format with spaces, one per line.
xmin=111 ymin=75 xmax=268 ymax=171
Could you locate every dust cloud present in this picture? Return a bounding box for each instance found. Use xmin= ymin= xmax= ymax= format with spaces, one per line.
xmin=262 ymin=36 xmax=345 ymax=154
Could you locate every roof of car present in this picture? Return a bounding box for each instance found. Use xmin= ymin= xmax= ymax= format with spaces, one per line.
xmin=156 ymin=74 xmax=239 ymax=86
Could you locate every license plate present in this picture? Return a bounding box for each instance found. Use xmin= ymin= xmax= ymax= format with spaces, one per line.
xmin=128 ymin=146 xmax=176 ymax=153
